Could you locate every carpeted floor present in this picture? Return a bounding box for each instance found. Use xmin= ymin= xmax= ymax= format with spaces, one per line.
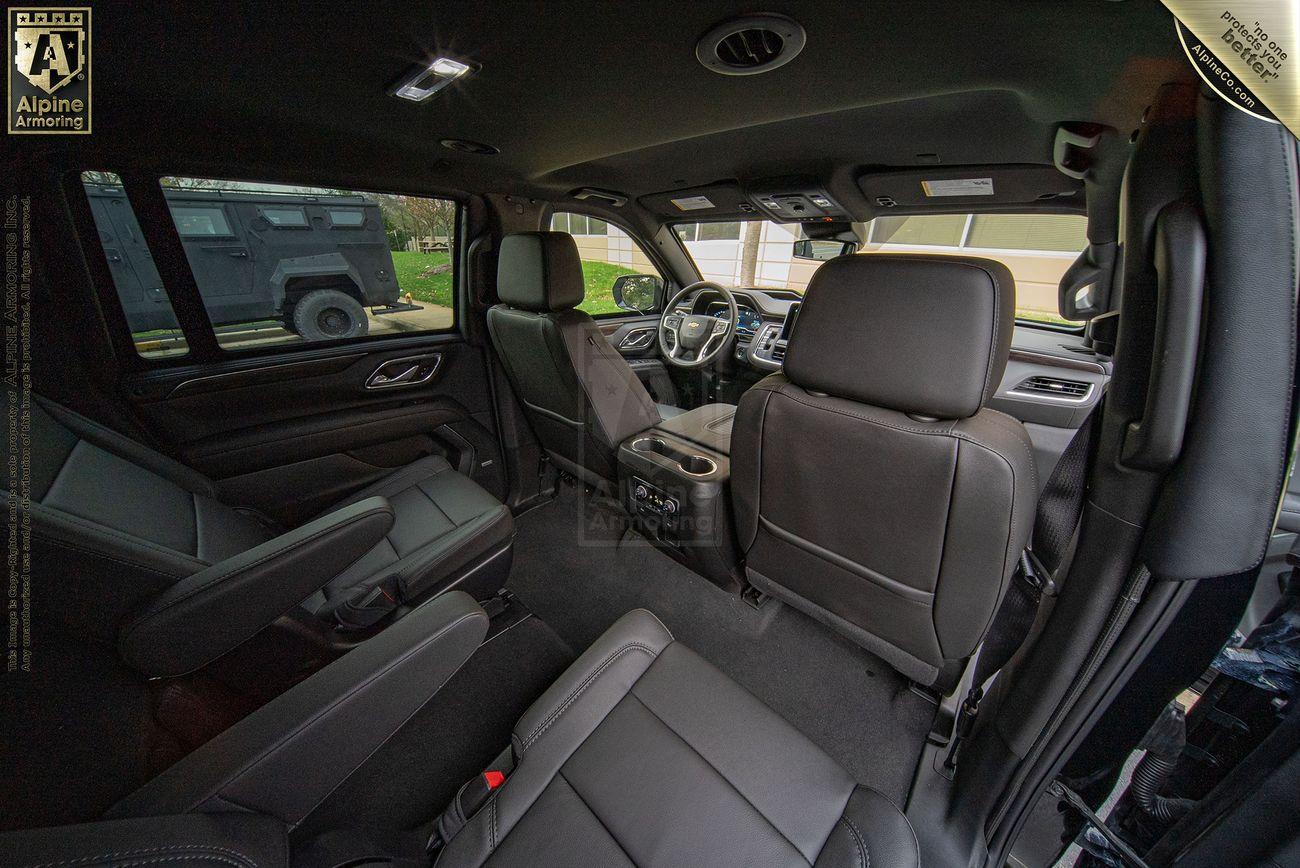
xmin=504 ymin=481 xmax=936 ymax=805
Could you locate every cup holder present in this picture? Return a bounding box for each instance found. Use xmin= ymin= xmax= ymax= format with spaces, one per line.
xmin=630 ymin=437 xmax=716 ymax=477
xmin=678 ymin=455 xmax=717 ymax=476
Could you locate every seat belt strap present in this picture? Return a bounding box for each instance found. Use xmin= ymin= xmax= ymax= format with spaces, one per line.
xmin=944 ymin=403 xmax=1103 ymax=769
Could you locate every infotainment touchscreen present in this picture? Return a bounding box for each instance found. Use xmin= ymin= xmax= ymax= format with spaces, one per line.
xmin=780 ymin=302 xmax=802 ymax=341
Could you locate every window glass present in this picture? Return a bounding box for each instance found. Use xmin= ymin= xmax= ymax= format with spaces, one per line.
xmin=260 ymin=207 xmax=308 ymax=228
xmin=966 ymin=213 xmax=1088 ymax=252
xmin=149 ymin=178 xmax=457 ymax=351
xmin=549 ymin=212 xmax=663 ymax=316
xmin=674 ymin=213 xmax=1088 ymax=325
xmin=867 ymin=214 xmax=968 ymax=246
xmin=80 ymin=171 xmax=189 ymax=359
xmin=171 ymin=206 xmax=231 ymax=237
xmin=698 ymin=221 xmax=741 ymax=241
xmin=327 ymin=208 xmax=365 ymax=228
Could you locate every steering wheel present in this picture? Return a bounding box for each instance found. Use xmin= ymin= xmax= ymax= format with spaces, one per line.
xmin=658 ymin=281 xmax=739 ymax=369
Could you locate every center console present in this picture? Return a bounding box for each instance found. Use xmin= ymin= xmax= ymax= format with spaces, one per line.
xmin=617 ymin=404 xmax=742 ymax=591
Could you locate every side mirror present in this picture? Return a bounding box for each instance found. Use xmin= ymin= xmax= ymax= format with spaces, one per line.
xmin=611 ymin=274 xmax=664 ymax=314
xmin=793 ymin=238 xmax=856 ymax=261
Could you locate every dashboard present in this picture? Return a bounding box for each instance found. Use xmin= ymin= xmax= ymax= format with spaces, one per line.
xmin=705 ymin=301 xmax=762 ymax=336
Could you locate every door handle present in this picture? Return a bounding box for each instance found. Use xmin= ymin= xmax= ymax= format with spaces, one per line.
xmin=365 ymin=353 xmax=442 ymax=390
xmin=227 ymin=250 xmax=249 ymax=258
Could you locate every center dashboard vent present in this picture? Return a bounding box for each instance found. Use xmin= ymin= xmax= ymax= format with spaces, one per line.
xmin=696 ymin=14 xmax=806 ymax=76
xmin=1012 ymin=375 xmax=1091 ymax=401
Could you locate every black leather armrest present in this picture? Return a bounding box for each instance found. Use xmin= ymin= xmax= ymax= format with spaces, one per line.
xmin=652 ymin=402 xmax=736 ymax=455
xmin=118 ymin=495 xmax=395 ymax=677
xmin=108 ymin=591 xmax=488 ymax=829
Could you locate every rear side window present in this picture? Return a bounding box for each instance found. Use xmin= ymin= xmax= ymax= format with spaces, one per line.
xmin=79 ymin=174 xmax=460 ymax=358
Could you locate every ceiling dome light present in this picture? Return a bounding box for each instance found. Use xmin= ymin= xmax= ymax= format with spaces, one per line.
xmin=696 ymin=14 xmax=806 ymax=76
xmin=393 ymin=56 xmax=474 ymax=102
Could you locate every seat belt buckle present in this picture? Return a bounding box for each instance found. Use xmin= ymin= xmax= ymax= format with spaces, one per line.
xmin=1021 ymin=549 xmax=1057 ymax=597
xmin=427 ymin=769 xmax=508 ymax=854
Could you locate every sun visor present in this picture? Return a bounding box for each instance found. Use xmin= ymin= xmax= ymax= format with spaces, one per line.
xmin=638 ymin=182 xmax=758 ymax=220
xmin=857 ymin=164 xmax=1083 ymax=217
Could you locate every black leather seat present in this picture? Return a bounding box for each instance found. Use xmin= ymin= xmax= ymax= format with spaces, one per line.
xmin=434 ymin=609 xmax=919 ymax=866
xmin=731 ymin=254 xmax=1037 ymax=692
xmin=20 ymin=391 xmax=513 ymax=676
xmin=10 ymin=598 xmax=917 ymax=867
xmin=486 ymin=232 xmax=671 ymax=488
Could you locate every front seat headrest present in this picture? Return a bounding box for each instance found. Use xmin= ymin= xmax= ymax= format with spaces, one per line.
xmin=497 ymin=232 xmax=585 ymax=312
xmin=782 ymin=254 xmax=1015 ymax=419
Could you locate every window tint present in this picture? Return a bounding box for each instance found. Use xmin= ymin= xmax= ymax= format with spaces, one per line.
xmin=549 ymin=212 xmax=663 ymax=316
xmin=161 ymin=177 xmax=457 ymax=351
xmin=966 ymin=214 xmax=1088 ymax=252
xmin=80 ymin=174 xmax=460 ymax=358
xmin=171 ymin=206 xmax=231 ymax=237
xmin=867 ymin=214 xmax=967 ymax=246
xmin=80 ymin=171 xmax=189 ymax=359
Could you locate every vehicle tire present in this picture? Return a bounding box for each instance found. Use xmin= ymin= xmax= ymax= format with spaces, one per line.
xmin=291 ymin=289 xmax=368 ymax=341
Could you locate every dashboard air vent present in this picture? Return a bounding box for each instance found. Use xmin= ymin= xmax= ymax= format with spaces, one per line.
xmin=1013 ymin=375 xmax=1091 ymax=400
xmin=770 ymin=342 xmax=787 ymax=364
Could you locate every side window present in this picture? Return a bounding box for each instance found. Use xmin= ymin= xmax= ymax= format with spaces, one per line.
xmin=80 ymin=174 xmax=460 ymax=357
xmin=161 ymin=178 xmax=457 ymax=350
xmin=547 ymin=212 xmax=663 ymax=316
xmin=80 ymin=171 xmax=189 ymax=359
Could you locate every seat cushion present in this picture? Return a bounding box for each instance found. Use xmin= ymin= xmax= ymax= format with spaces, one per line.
xmin=435 ymin=610 xmax=919 ymax=868
xmin=302 ymin=456 xmax=514 ymax=619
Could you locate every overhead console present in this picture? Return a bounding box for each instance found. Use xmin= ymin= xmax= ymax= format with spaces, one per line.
xmin=743 ymin=177 xmax=851 ymax=224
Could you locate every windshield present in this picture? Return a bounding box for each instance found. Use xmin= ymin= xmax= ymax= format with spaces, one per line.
xmin=674 ymin=213 xmax=1089 ymax=325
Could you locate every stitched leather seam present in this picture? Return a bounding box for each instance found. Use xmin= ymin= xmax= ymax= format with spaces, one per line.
xmin=145 ymin=609 xmax=484 ymax=815
xmin=23 ymin=847 xmax=259 ymax=868
xmin=519 ymin=642 xmax=657 ymax=752
xmin=842 ymin=816 xmax=870 ymax=868
xmin=40 ymin=536 xmax=188 ymax=580
xmin=837 ymin=816 xmax=867 ymax=868
xmin=28 ymin=503 xmax=208 ymax=566
xmin=120 ymin=507 xmax=390 ymax=643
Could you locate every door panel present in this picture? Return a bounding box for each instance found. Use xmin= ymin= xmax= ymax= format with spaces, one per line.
xmin=597 ymin=315 xmax=679 ymax=407
xmin=122 ymin=335 xmax=505 ymax=526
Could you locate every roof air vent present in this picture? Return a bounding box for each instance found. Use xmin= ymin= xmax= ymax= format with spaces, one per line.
xmin=696 ymin=15 xmax=806 ymax=76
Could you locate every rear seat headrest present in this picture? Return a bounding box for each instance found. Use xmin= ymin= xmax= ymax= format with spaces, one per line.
xmin=782 ymin=254 xmax=1016 ymax=419
xmin=497 ymin=232 xmax=585 ymax=312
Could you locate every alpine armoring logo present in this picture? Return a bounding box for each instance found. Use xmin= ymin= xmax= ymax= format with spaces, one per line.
xmin=7 ymin=7 xmax=91 ymax=135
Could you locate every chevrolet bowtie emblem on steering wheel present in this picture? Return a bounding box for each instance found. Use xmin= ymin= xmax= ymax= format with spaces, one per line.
xmin=687 ymin=322 xmax=700 ymax=329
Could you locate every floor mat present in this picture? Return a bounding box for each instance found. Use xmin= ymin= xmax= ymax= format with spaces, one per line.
xmin=294 ymin=613 xmax=575 ymax=841
xmin=505 ymin=482 xmax=936 ymax=804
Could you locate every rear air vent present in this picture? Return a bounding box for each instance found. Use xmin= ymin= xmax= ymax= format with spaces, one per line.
xmin=716 ymin=29 xmax=784 ymax=69
xmin=1011 ymin=375 xmax=1092 ymax=401
xmin=696 ymin=15 xmax=806 ymax=76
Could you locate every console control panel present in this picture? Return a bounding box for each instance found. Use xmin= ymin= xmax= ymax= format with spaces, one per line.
xmin=631 ymin=476 xmax=679 ymax=516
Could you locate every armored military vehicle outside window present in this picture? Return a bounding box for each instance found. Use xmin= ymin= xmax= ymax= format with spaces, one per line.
xmin=84 ymin=183 xmax=420 ymax=344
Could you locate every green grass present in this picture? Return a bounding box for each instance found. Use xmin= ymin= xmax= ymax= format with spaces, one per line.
xmin=575 ymin=260 xmax=638 ymax=315
xmin=1015 ymin=308 xmax=1080 ymax=327
xmin=392 ymin=251 xmax=636 ymax=315
xmin=391 ymin=250 xmax=453 ymax=307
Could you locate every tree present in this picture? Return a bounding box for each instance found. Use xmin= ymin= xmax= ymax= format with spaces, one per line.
xmin=400 ymin=196 xmax=456 ymax=252
xmin=738 ymin=220 xmax=762 ymax=286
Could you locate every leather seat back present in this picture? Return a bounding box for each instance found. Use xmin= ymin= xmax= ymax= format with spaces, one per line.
xmin=21 ymin=390 xmax=273 ymax=639
xmin=487 ymin=232 xmax=660 ymax=486
xmin=730 ymin=254 xmax=1037 ymax=690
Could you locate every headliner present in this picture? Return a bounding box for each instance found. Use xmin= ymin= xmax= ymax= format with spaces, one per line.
xmin=26 ymin=1 xmax=1189 ymax=218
